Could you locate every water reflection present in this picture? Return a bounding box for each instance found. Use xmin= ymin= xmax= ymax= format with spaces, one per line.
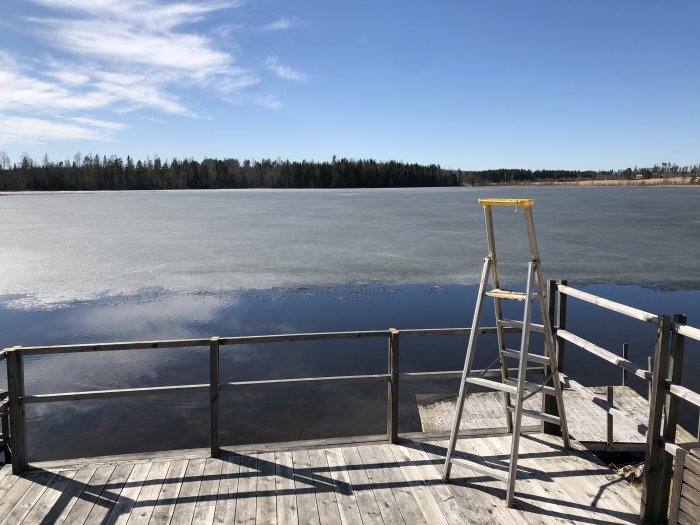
xmin=1 ymin=283 xmax=699 ymax=461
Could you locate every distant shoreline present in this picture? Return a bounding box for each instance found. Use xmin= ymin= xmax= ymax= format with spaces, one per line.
xmin=501 ymin=176 xmax=696 ymax=187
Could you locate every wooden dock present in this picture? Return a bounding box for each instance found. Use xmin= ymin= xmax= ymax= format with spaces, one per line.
xmin=0 ymin=433 xmax=642 ymax=525
xmin=417 ymin=383 xmax=696 ymax=453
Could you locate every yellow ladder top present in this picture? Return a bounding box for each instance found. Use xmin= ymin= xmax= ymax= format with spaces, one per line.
xmin=478 ymin=198 xmax=534 ymax=208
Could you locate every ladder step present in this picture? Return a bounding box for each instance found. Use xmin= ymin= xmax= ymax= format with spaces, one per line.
xmin=498 ymin=319 xmax=545 ymax=333
xmin=465 ymin=377 xmax=517 ymax=395
xmin=448 ymin=457 xmax=509 ymax=482
xmin=508 ymin=406 xmax=561 ymax=425
xmin=501 ymin=349 xmax=551 ymax=365
xmin=485 ymin=289 xmax=537 ymax=301
xmin=504 ymin=378 xmax=557 ymax=396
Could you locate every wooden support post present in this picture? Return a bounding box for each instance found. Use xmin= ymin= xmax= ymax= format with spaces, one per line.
xmin=640 ymin=315 xmax=672 ymax=524
xmin=606 ymin=386 xmax=614 ymax=449
xmin=0 ymin=392 xmax=10 ymax=464
xmin=7 ymin=347 xmax=27 ymax=474
xmin=209 ymin=336 xmax=220 ymax=458
xmin=387 ymin=329 xmax=399 ymax=444
xmin=543 ymin=279 xmax=567 ymax=434
xmin=647 ymin=356 xmax=653 ymax=399
xmin=658 ymin=314 xmax=687 ymax=514
xmin=543 ymin=280 xmax=559 ymax=434
xmin=622 ymin=343 xmax=629 ymax=386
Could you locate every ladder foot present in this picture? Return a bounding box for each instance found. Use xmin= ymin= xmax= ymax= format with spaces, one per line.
xmin=441 ymin=462 xmax=452 ymax=483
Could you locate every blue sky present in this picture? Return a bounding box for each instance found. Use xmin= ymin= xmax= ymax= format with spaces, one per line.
xmin=0 ymin=0 xmax=699 ymax=170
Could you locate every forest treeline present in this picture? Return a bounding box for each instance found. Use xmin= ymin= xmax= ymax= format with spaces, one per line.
xmin=0 ymin=151 xmax=699 ymax=191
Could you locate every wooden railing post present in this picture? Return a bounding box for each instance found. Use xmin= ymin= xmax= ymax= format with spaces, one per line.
xmin=387 ymin=329 xmax=399 ymax=444
xmin=543 ymin=279 xmax=565 ymax=434
xmin=7 ymin=347 xmax=27 ymax=474
xmin=0 ymin=391 xmax=11 ymax=464
xmin=606 ymin=386 xmax=614 ymax=449
xmin=640 ymin=315 xmax=672 ymax=524
xmin=210 ymin=337 xmax=220 ymax=458
xmin=622 ymin=343 xmax=629 ymax=386
xmin=658 ymin=314 xmax=687 ymax=514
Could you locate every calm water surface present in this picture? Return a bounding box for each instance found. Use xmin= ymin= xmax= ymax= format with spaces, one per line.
xmin=0 ymin=187 xmax=699 ymax=460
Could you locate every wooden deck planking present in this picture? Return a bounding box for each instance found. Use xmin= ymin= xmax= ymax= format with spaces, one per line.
xmin=0 ymin=434 xmax=643 ymax=524
xmin=417 ymin=386 xmax=695 ymax=449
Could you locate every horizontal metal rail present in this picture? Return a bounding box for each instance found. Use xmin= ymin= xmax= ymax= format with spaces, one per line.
xmin=557 ymin=284 xmax=659 ymax=324
xmin=399 ymin=366 xmax=545 ymax=382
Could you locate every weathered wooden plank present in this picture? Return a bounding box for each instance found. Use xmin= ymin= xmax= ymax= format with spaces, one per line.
xmin=339 ymin=446 xmax=384 ymax=524
xmin=170 ymin=457 xmax=207 ymax=525
xmin=22 ymin=384 xmax=209 ymax=404
xmin=233 ymin=453 xmax=258 ymax=525
xmin=213 ymin=456 xmax=241 ymax=524
xmin=677 ymin=509 xmax=697 ymax=525
xmin=44 ymin=466 xmax=98 ymax=525
xmin=679 ymin=496 xmax=700 ymax=522
xmin=681 ymin=481 xmax=700 ymax=507
xmin=274 ymin=451 xmax=298 ymax=525
xmin=220 ymin=374 xmax=389 ymax=391
xmin=192 ymin=457 xmax=223 ymax=525
xmin=20 ymin=338 xmax=211 ymax=355
xmin=149 ymin=459 xmax=189 ymax=524
xmin=673 ymin=322 xmax=700 ymax=342
xmin=354 ymin=445 xmax=406 ymax=524
xmin=255 ymin=452 xmax=277 ymax=525
xmin=324 ymin=447 xmax=363 ymax=525
xmin=306 ymin=448 xmax=341 ymax=525
xmin=20 ymin=470 xmax=77 ymax=525
xmin=362 ymin=445 xmax=427 ymax=525
xmin=556 ymin=284 xmax=658 ymax=323
xmin=62 ymin=465 xmax=117 ymax=524
xmin=84 ymin=463 xmax=135 ymax=523
xmin=385 ymin=443 xmax=448 ymax=525
xmin=219 ymin=330 xmax=389 ymax=346
xmin=419 ymin=440 xmax=509 ymax=525
xmin=104 ymin=462 xmax=152 ymax=525
xmin=684 ymin=467 xmax=700 ymax=493
xmin=0 ymin=471 xmax=53 ymax=525
xmin=125 ymin=460 xmax=171 ymax=525
xmin=291 ymin=449 xmax=320 ymax=525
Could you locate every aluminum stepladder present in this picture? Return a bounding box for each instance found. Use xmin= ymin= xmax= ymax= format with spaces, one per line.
xmin=441 ymin=198 xmax=570 ymax=507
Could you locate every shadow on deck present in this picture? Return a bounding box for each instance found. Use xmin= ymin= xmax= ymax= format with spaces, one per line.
xmin=0 ymin=433 xmax=641 ymax=525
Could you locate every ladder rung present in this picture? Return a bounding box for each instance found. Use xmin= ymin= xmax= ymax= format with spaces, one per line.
xmin=485 ymin=289 xmax=537 ymax=301
xmin=498 ymin=319 xmax=545 ymax=333
xmin=465 ymin=377 xmax=517 ymax=395
xmin=508 ymin=406 xmax=561 ymax=425
xmin=501 ymin=349 xmax=551 ymax=365
xmin=504 ymin=378 xmax=557 ymax=396
xmin=448 ymin=457 xmax=509 ymax=482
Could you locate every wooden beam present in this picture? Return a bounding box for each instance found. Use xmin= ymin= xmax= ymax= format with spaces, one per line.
xmin=557 ymin=284 xmax=659 ymax=324
xmin=622 ymin=343 xmax=629 ymax=386
xmin=6 ymin=348 xmax=27 ymax=474
xmin=209 ymin=336 xmax=220 ymax=458
xmin=218 ymin=330 xmax=389 ymax=345
xmin=387 ymin=329 xmax=399 ymax=444
xmin=21 ymin=383 xmax=209 ymax=403
xmin=641 ymin=314 xmax=672 ymax=524
xmin=673 ymin=322 xmax=700 ymax=342
xmin=219 ymin=374 xmax=390 ymax=390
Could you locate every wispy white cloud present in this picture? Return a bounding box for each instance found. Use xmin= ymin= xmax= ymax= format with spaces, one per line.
xmin=0 ymin=115 xmax=116 ymax=143
xmin=265 ymin=56 xmax=308 ymax=82
xmin=260 ymin=16 xmax=302 ymax=31
xmin=0 ymin=1 xmax=305 ymax=145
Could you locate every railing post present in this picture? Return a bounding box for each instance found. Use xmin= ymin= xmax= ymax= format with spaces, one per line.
xmin=543 ymin=279 xmax=565 ymax=434
xmin=606 ymin=386 xmax=614 ymax=449
xmin=640 ymin=315 xmax=672 ymax=524
xmin=7 ymin=347 xmax=27 ymax=474
xmin=658 ymin=314 xmax=687 ymax=514
xmin=0 ymin=391 xmax=11 ymax=464
xmin=210 ymin=336 xmax=220 ymax=458
xmin=622 ymin=343 xmax=629 ymax=386
xmin=387 ymin=329 xmax=399 ymax=444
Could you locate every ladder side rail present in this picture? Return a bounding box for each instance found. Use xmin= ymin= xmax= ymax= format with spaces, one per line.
xmin=442 ymin=256 xmax=492 ymax=483
xmin=524 ymin=207 xmax=571 ymax=447
xmin=484 ymin=205 xmax=514 ymax=433
xmin=505 ymin=262 xmax=535 ymax=507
